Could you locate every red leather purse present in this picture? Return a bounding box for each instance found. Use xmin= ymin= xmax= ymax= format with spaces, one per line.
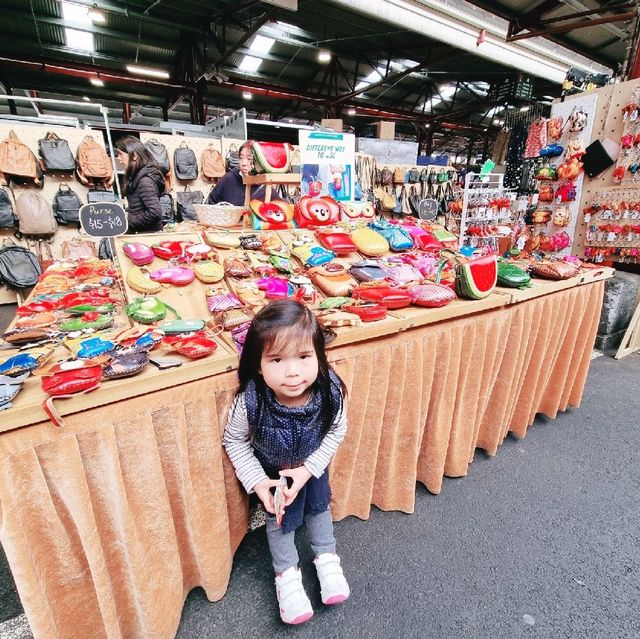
xmin=152 ymin=241 xmax=191 ymax=260
xmin=41 ymin=363 xmax=103 ymax=427
xmin=315 ymin=230 xmax=357 ymax=255
xmin=406 ymin=283 xmax=456 ymax=307
xmin=344 ymin=303 xmax=387 ymax=322
xmin=352 ymin=285 xmax=412 ymax=309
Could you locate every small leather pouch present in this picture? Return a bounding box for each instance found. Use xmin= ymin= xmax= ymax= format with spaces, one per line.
xmin=205 ymin=231 xmax=241 ymax=249
xmin=160 ymin=319 xmax=205 ymax=334
xmin=497 ymin=261 xmax=531 ymax=288
xmin=369 ymin=220 xmax=414 ymax=251
xmin=316 ymin=229 xmax=358 ymax=255
xmin=2 ymin=327 xmax=58 ymax=346
xmin=169 ymin=334 xmax=218 ymax=359
xmin=152 ymin=241 xmax=189 ymax=260
xmin=0 ymin=372 xmax=29 ymax=410
xmin=217 ymin=308 xmax=253 ymax=331
xmin=351 ymin=227 xmax=389 ymax=256
xmin=239 ymin=234 xmax=263 ymax=251
xmin=0 ymin=353 xmax=41 ymax=377
xmin=308 ymin=263 xmax=356 ymax=297
xmin=348 ymin=260 xmax=388 ymax=282
xmin=352 ymin=285 xmax=412 ymax=309
xmin=224 ymin=255 xmax=252 ymax=278
xmin=406 ymin=283 xmax=456 ymax=308
xmin=530 ymin=260 xmax=580 ymax=280
xmin=194 ymin=260 xmax=224 ymax=284
xmin=123 ymin=242 xmax=154 ymax=266
xmin=288 ymin=237 xmax=335 ymax=267
xmin=206 ymin=291 xmax=244 ymax=313
xmin=103 ymin=351 xmax=149 ymax=379
xmin=343 ymin=302 xmax=387 ymax=322
xmin=149 ymin=266 xmax=195 ymax=286
xmin=316 ymin=309 xmax=362 ymax=328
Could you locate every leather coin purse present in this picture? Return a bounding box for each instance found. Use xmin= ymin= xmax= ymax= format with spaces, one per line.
xmin=0 ymin=372 xmax=29 ymax=411
xmin=2 ymin=327 xmax=59 ymax=346
xmin=159 ymin=319 xmax=205 ymax=334
xmin=348 ymin=260 xmax=388 ymax=282
xmin=497 ymin=262 xmax=531 ymax=288
xmin=343 ymin=303 xmax=387 ymax=322
xmin=126 ymin=297 xmax=180 ymax=324
xmin=149 ymin=266 xmax=195 ymax=286
xmin=239 ymin=234 xmax=263 ymax=251
xmin=123 ymin=242 xmax=154 ymax=266
xmin=75 ymin=337 xmax=115 ymax=359
xmin=288 ymin=237 xmax=335 ymax=267
xmin=152 ymin=241 xmax=191 ymax=260
xmin=224 ymin=255 xmax=252 ymax=278
xmin=308 ymin=263 xmax=356 ymax=297
xmin=204 ymin=231 xmax=241 ymax=249
xmin=194 ymin=260 xmax=224 ymax=284
xmin=126 ymin=266 xmax=162 ymax=295
xmin=316 ymin=229 xmax=358 ymax=255
xmin=351 ymin=227 xmax=389 ymax=257
xmin=103 ymin=351 xmax=149 ymax=380
xmin=369 ymin=220 xmax=413 ymax=251
xmin=352 ymin=285 xmax=412 ymax=309
xmin=315 ymin=309 xmax=362 ymax=328
xmin=530 ymin=260 xmax=580 ymax=280
xmin=168 ymin=334 xmax=218 ymax=359
xmin=406 ymin=283 xmax=456 ymax=308
xmin=58 ymin=315 xmax=114 ymax=333
xmin=0 ymin=353 xmax=41 ymax=377
xmin=206 ymin=291 xmax=244 ymax=313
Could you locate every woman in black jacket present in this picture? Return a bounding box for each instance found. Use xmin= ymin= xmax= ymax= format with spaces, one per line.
xmin=115 ymin=136 xmax=165 ymax=233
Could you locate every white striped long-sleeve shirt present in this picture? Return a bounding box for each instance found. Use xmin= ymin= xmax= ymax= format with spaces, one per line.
xmin=222 ymin=392 xmax=347 ymax=494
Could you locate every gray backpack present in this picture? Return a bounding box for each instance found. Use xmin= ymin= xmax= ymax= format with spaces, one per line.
xmin=0 ymin=240 xmax=41 ymax=288
xmin=15 ymin=191 xmax=57 ymax=237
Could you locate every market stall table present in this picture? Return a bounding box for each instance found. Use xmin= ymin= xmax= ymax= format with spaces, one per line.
xmin=0 ymin=277 xmax=607 ymax=639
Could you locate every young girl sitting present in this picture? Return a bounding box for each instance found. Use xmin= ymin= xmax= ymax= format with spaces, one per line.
xmin=223 ymin=300 xmax=350 ymax=625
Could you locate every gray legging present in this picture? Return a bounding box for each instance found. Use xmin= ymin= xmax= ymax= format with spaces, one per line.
xmin=266 ymin=508 xmax=336 ymax=574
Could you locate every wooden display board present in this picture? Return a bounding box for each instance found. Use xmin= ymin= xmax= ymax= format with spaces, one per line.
xmin=574 ymin=78 xmax=640 ymax=260
xmin=0 ymin=122 xmax=110 ymax=302
xmin=139 ymin=132 xmax=220 ymax=204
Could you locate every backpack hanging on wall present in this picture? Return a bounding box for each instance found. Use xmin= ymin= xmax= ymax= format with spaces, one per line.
xmin=173 ymin=142 xmax=198 ymax=180
xmin=87 ymin=188 xmax=117 ymax=204
xmin=76 ymin=135 xmax=114 ymax=188
xmin=225 ymin=143 xmax=240 ymax=172
xmin=0 ymin=240 xmax=41 ymax=288
xmin=53 ymin=183 xmax=83 ymax=225
xmin=201 ymin=145 xmax=226 ymax=181
xmin=0 ymin=187 xmax=16 ymax=228
xmin=38 ymin=132 xmax=76 ymax=172
xmin=15 ymin=191 xmax=57 ymax=237
xmin=0 ymin=130 xmax=43 ymax=186
xmin=144 ymin=138 xmax=171 ymax=175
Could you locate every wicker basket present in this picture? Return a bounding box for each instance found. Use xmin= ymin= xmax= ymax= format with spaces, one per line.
xmin=195 ymin=202 xmax=244 ymax=227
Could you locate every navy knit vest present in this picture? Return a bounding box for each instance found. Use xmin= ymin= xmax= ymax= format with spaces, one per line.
xmin=245 ymin=369 xmax=342 ymax=473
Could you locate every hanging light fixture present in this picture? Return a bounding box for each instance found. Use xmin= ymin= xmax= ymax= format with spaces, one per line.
xmin=317 ymin=50 xmax=332 ymax=63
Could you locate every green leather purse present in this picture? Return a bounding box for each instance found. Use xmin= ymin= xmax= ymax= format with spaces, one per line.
xmin=497 ymin=261 xmax=531 ymax=289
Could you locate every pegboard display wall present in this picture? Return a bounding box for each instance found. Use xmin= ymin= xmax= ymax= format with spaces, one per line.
xmin=575 ymin=78 xmax=640 ymax=261
xmin=0 ymin=122 xmax=110 ymax=303
xmin=533 ymin=91 xmax=598 ymax=258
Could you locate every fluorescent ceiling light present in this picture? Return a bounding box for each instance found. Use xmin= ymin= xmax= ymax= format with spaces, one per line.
xmin=88 ymin=4 xmax=106 ymax=23
xmin=238 ymin=55 xmax=263 ymax=73
xmin=90 ymin=78 xmax=104 ymax=86
xmin=249 ymin=34 xmax=275 ymax=55
xmin=61 ymin=2 xmax=95 ymax=52
xmin=330 ymin=0 xmax=612 ymax=82
xmin=347 ymin=108 xmax=356 ymax=115
xmin=126 ymin=64 xmax=170 ymax=79
xmin=82 ymin=96 xmax=91 ymax=101
xmin=317 ymin=50 xmax=332 ymax=63
xmin=242 ymin=91 xmax=253 ymax=100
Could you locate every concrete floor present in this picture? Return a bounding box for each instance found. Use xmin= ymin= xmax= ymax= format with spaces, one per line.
xmin=0 ymin=351 xmax=637 ymax=638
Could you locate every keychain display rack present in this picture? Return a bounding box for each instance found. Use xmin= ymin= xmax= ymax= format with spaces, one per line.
xmin=457 ymin=171 xmax=517 ymax=249
xmin=614 ymin=85 xmax=640 ymax=186
xmin=583 ymin=185 xmax=640 ymax=262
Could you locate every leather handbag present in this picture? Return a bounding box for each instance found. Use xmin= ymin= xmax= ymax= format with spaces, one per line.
xmin=38 ymin=132 xmax=76 ymax=171
xmin=530 ymin=260 xmax=580 ymax=280
xmin=308 ymin=263 xmax=356 ymax=297
xmin=176 ymin=187 xmax=204 ymax=221
xmin=497 ymin=261 xmax=531 ymax=288
xmin=201 ymin=145 xmax=226 ymax=181
xmin=61 ymin=238 xmax=97 ymax=260
xmin=103 ymin=351 xmax=149 ymax=379
xmin=145 ymin=138 xmax=170 ymax=174
xmin=316 ymin=229 xmax=357 ymax=255
xmin=407 ymin=282 xmax=456 ymax=307
xmin=0 ymin=188 xmax=16 ymax=228
xmin=348 ymin=259 xmax=389 ymax=282
xmin=252 ymin=141 xmax=293 ymax=174
xmin=351 ymin=227 xmax=389 ymax=257
xmin=351 ymin=284 xmax=412 ymax=309
xmin=340 ymin=201 xmax=375 ymax=221
xmin=295 ymin=195 xmax=341 ymax=228
xmin=173 ymin=142 xmax=198 ymax=180
xmin=53 ymin=183 xmax=83 ymax=224
xmin=15 ymin=191 xmax=57 ymax=237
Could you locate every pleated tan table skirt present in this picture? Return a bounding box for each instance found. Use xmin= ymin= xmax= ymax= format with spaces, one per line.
xmin=0 ymin=281 xmax=604 ymax=639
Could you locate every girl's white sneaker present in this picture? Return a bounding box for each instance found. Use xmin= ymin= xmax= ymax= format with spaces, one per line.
xmin=274 ymin=566 xmax=314 ymax=624
xmin=313 ymin=553 xmax=350 ymax=605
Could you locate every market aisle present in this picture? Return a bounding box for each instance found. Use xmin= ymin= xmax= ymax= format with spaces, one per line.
xmin=0 ymin=352 xmax=638 ymax=639
xmin=176 ymin=352 xmax=640 ymax=639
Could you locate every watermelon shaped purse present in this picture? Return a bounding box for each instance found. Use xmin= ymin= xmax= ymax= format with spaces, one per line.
xmin=295 ymin=195 xmax=341 ymax=228
xmin=250 ymin=199 xmax=297 ymax=230
xmin=251 ymin=142 xmax=293 ymax=174
xmin=440 ymin=249 xmax=497 ymax=300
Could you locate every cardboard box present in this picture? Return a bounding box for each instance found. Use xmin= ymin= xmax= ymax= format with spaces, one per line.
xmin=375 ymin=121 xmax=396 ymax=140
xmin=321 ymin=119 xmax=343 ymax=133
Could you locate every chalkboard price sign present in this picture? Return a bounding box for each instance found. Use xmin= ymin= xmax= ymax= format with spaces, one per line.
xmin=418 ymin=198 xmax=438 ymax=221
xmin=79 ymin=203 xmax=128 ymax=237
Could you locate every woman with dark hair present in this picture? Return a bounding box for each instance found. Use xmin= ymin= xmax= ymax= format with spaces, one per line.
xmin=115 ymin=135 xmax=165 ymax=233
xmin=206 ymin=140 xmax=264 ymax=205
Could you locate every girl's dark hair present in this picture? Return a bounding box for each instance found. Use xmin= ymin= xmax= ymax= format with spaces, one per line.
xmin=237 ymin=300 xmax=345 ymax=436
xmin=115 ymin=135 xmax=159 ymax=191
xmin=239 ymin=141 xmax=254 ymax=156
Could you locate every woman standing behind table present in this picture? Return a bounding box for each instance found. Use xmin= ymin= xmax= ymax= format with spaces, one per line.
xmin=207 ymin=141 xmax=264 ymax=205
xmin=115 ymin=135 xmax=166 ymax=233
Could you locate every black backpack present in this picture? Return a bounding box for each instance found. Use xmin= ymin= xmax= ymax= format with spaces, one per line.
xmin=160 ymin=193 xmax=176 ymax=225
xmin=145 ymin=138 xmax=171 ymax=175
xmin=0 ymin=241 xmax=41 ymax=288
xmin=0 ymin=188 xmax=16 ymax=228
xmin=173 ymin=142 xmax=198 ymax=180
xmin=38 ymin=132 xmax=76 ymax=172
xmin=176 ymin=187 xmax=203 ymax=221
xmin=53 ymin=183 xmax=83 ymax=225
